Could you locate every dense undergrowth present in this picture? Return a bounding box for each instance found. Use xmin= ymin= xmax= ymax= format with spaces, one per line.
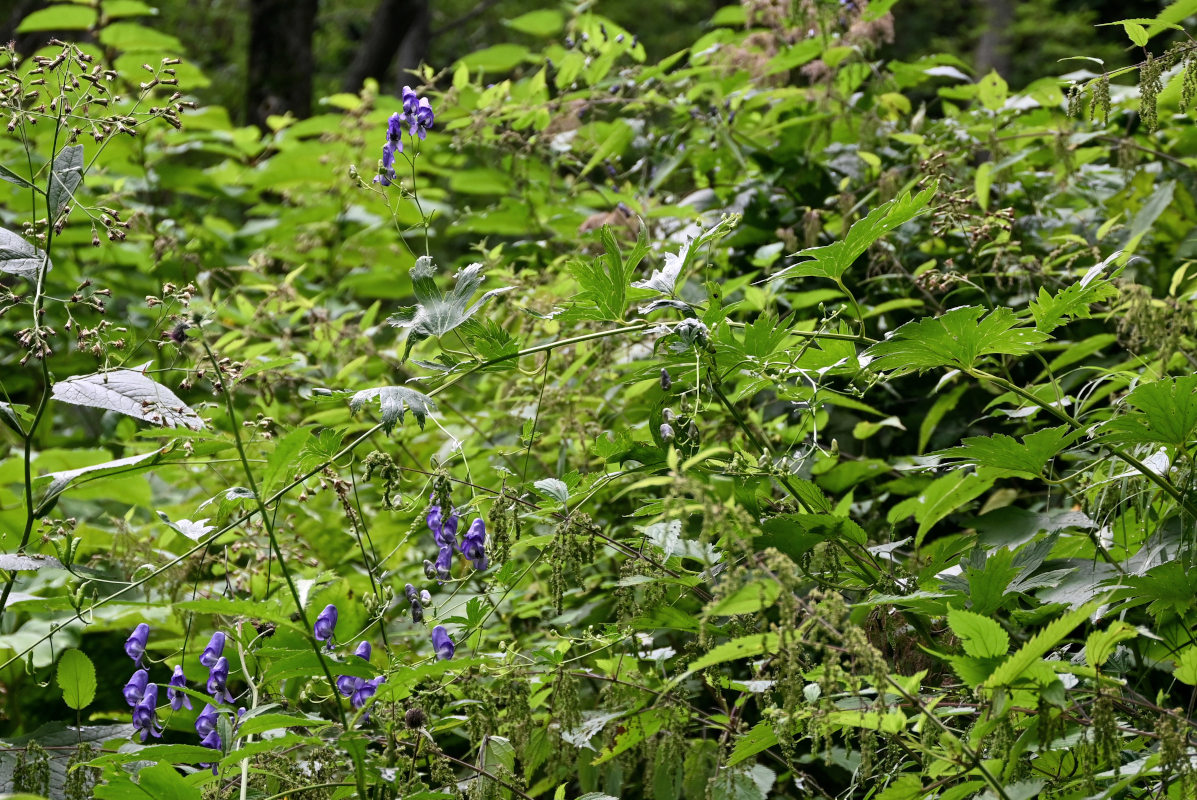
xmin=2 ymin=1 xmax=1197 ymax=799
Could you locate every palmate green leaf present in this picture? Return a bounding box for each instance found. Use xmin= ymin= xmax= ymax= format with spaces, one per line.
xmin=1099 ymin=375 xmax=1197 ymax=449
xmin=773 ymin=183 xmax=936 ymax=282
xmin=947 ymin=607 xmax=1009 ymax=658
xmin=865 ymin=306 xmax=1049 ymax=376
xmin=938 ymin=426 xmax=1081 ymax=479
xmin=1028 ymin=256 xmax=1120 ymax=333
xmin=350 ymin=386 xmax=436 ymax=433
xmin=387 ymin=257 xmax=512 ymax=360
xmin=564 ymin=224 xmax=650 ymax=322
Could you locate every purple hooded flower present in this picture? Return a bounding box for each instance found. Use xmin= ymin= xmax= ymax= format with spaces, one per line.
xmin=132 ymin=683 xmax=162 ymax=742
xmin=462 ymin=517 xmax=488 ymax=570
xmin=123 ymin=668 xmax=149 ymax=707
xmin=196 ymin=703 xmax=219 ymax=737
xmin=352 ymin=675 xmax=384 ymax=709
xmin=419 ymin=589 xmax=431 ymax=606
xmin=412 ymin=97 xmax=434 ymax=140
xmin=440 ymin=513 xmax=459 ymax=550
xmin=404 ymin=582 xmax=418 ymax=602
xmin=435 ymin=545 xmax=453 ymax=580
xmin=207 ymin=656 xmax=232 ymax=704
xmin=402 ymin=85 xmax=420 ymax=116
xmin=125 ymin=623 xmax=149 ymax=666
xmin=336 ymin=674 xmax=360 ymax=697
xmin=354 ymin=640 xmax=372 ymax=661
xmin=314 ymin=604 xmax=338 ymax=644
xmin=426 ymin=502 xmax=443 ymax=539
xmin=431 ymin=625 xmax=454 ymax=661
xmin=200 ymin=632 xmax=226 ymax=668
xmin=167 ymin=665 xmax=193 ymax=711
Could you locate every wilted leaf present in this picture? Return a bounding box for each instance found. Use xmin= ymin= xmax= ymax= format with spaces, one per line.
xmin=51 ymin=366 xmax=204 ymax=430
xmin=350 ymin=386 xmax=436 ymax=433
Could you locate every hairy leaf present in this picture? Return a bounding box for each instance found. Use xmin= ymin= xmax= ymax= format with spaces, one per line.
xmin=0 ymin=226 xmax=52 ymax=280
xmin=387 ymin=258 xmax=512 ymax=360
xmin=350 ymin=386 xmax=436 ymax=433
xmin=51 ymin=367 xmax=204 ymax=430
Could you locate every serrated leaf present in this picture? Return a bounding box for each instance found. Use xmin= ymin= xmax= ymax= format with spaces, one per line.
xmin=56 ymin=648 xmax=96 ymax=710
xmin=1085 ymin=621 xmax=1137 ymax=668
xmin=48 ymin=144 xmax=84 ymax=218
xmin=51 ymin=367 xmax=204 ymax=430
xmin=866 ymin=306 xmax=1049 ymax=376
xmin=387 ymin=258 xmax=512 ymax=360
xmin=947 ymin=607 xmax=1009 ymax=659
xmin=1100 ymin=376 xmax=1197 ymax=449
xmin=632 ymin=215 xmax=738 ymax=296
xmin=1174 ymin=646 xmax=1197 ymax=685
xmin=727 ymin=721 xmax=778 ymax=766
xmin=1029 ymin=258 xmax=1120 ymax=332
xmin=775 ymin=184 xmax=936 ymax=282
xmin=533 ymin=477 xmax=570 ymax=505
xmin=938 ymin=426 xmax=1080 ymax=479
xmin=350 ymin=386 xmax=436 ymax=433
xmin=566 ymin=224 xmax=649 ymax=321
xmin=0 ymin=226 xmax=52 ymax=280
xmin=985 ymin=602 xmax=1097 ymax=688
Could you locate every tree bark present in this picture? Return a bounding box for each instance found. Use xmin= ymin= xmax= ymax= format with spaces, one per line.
xmin=974 ymin=0 xmax=1014 ymax=80
xmin=341 ymin=0 xmax=429 ymax=96
xmin=246 ymin=0 xmax=318 ymax=128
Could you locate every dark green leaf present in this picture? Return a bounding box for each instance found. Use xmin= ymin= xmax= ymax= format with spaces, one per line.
xmin=48 ymin=144 xmax=84 ymax=218
xmin=938 ymin=426 xmax=1080 ymax=479
xmin=866 ymin=306 xmax=1049 ymax=376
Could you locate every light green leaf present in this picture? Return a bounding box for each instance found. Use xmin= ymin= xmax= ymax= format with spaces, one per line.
xmin=504 ymin=9 xmax=564 ymax=36
xmin=947 ymin=607 xmax=1009 ymax=659
xmin=1100 ymin=375 xmax=1197 ymax=450
xmin=887 ymin=471 xmax=995 ymax=547
xmin=775 ymin=183 xmax=936 ymax=282
xmin=865 ymin=306 xmax=1049 ymax=376
xmin=985 ymin=602 xmax=1097 ymax=688
xmin=706 ymin=579 xmax=782 ymax=617
xmin=673 ymin=633 xmax=780 ymax=684
xmin=728 ymin=722 xmax=779 ymax=766
xmin=974 ymin=161 xmax=993 ymax=211
xmin=1029 ymin=258 xmax=1120 ymax=332
xmin=566 ymin=224 xmax=649 ymax=322
xmin=57 ymin=648 xmax=96 ymax=710
xmin=1174 ymin=645 xmax=1197 ymax=685
xmin=1085 ymin=621 xmax=1137 ymax=668
xmin=938 ymin=426 xmax=1080 ymax=479
xmin=16 ymin=4 xmax=97 ymax=32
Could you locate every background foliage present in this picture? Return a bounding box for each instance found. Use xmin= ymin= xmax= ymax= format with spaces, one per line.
xmin=2 ymin=1 xmax=1197 ymax=799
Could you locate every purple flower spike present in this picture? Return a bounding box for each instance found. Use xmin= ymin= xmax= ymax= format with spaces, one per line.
xmin=132 ymin=683 xmax=162 ymax=742
xmin=314 ymin=604 xmax=338 ymax=644
xmin=431 ymin=625 xmax=455 ymax=661
xmin=200 ymin=631 xmax=226 ymax=668
xmin=123 ymin=668 xmax=149 ymax=707
xmin=125 ymin=623 xmax=149 ymax=666
xmin=207 ymin=656 xmax=232 ymax=704
xmin=168 ymin=665 xmax=193 ymax=711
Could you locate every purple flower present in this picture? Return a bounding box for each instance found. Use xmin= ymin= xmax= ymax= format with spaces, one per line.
xmin=314 ymin=604 xmax=338 ymax=644
xmin=132 ymin=683 xmax=162 ymax=742
xmin=410 ymin=599 xmax=424 ymax=623
xmin=462 ymin=517 xmax=488 ymax=570
xmin=123 ymin=668 xmax=149 ymax=707
xmin=404 ymin=583 xmax=418 ymax=602
xmin=125 ymin=623 xmax=149 ymax=666
xmin=441 ymin=513 xmax=459 ymax=549
xmin=200 ymin=632 xmax=226 ymax=668
xmin=352 ymin=675 xmax=384 ymax=709
xmin=402 ymin=85 xmax=420 ymax=116
xmin=200 ymin=728 xmax=222 ymax=750
xmin=354 ymin=640 xmax=372 ymax=661
xmin=167 ymin=665 xmax=192 ymax=711
xmin=413 ymin=97 xmax=434 ymax=140
xmin=387 ymin=111 xmax=405 ymax=143
xmin=207 ymin=656 xmax=232 ymax=704
xmin=435 ymin=545 xmax=453 ymax=580
xmin=196 ymin=703 xmax=219 ymax=737
xmin=423 ymin=559 xmax=437 ymax=580
xmin=419 ymin=589 xmax=431 ymax=606
xmin=336 ymin=674 xmax=360 ymax=697
xmin=426 ymin=503 xmax=443 ymax=539
xmin=431 ymin=625 xmax=454 ymax=661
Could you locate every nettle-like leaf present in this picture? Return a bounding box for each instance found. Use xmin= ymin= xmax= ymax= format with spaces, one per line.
xmin=984 ymin=602 xmax=1097 ymax=689
xmin=51 ymin=365 xmax=204 ymax=430
xmin=631 ymin=214 xmax=739 ymax=296
xmin=938 ymin=425 xmax=1082 ymax=479
xmin=1029 ymin=255 xmax=1121 ymax=333
xmin=565 ymin=224 xmax=650 ymax=321
xmin=1099 ymin=375 xmax=1197 ymax=449
xmin=865 ymin=306 xmax=1049 ymax=376
xmin=48 ymin=143 xmax=83 ymax=217
xmin=387 ymin=257 xmax=512 ymax=360
xmin=773 ymin=183 xmax=936 ymax=282
xmin=0 ymin=226 xmax=52 ymax=280
xmin=350 ymin=386 xmax=436 ymax=433
xmin=947 ymin=606 xmax=1009 ymax=658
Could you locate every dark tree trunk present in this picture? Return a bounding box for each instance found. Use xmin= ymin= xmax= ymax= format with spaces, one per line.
xmin=3 ymin=0 xmax=49 ymax=53
xmin=246 ymin=0 xmax=318 ymax=128
xmin=974 ymin=0 xmax=1014 ymax=80
xmin=341 ymin=0 xmax=429 ymax=96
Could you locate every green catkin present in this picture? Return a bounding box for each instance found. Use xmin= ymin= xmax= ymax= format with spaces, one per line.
xmin=1140 ymin=52 xmax=1164 ymax=131
xmin=65 ymin=743 xmax=100 ymax=800
xmin=13 ymin=741 xmax=50 ymax=797
xmin=1181 ymin=49 xmax=1197 ymax=112
xmin=1088 ymin=73 xmax=1110 ymax=127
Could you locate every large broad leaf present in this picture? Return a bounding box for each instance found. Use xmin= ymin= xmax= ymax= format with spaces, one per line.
xmin=387 ymin=257 xmax=512 ymax=360
xmin=51 ymin=366 xmax=204 ymax=430
xmin=947 ymin=606 xmax=1009 ymax=659
xmin=865 ymin=306 xmax=1049 ymax=376
xmin=48 ymin=144 xmax=84 ymax=217
xmin=56 ymin=648 xmax=96 ymax=710
xmin=938 ymin=426 xmax=1081 ymax=479
xmin=632 ymin=214 xmax=739 ymax=297
xmin=985 ymin=602 xmax=1097 ymax=688
xmin=1099 ymin=375 xmax=1197 ymax=449
xmin=350 ymin=386 xmax=436 ymax=433
xmin=40 ymin=447 xmax=168 ymax=505
xmin=773 ymin=183 xmax=936 ymax=282
xmin=0 ymin=227 xmax=52 ymax=280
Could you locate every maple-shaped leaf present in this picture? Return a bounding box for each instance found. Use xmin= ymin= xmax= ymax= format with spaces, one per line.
xmin=1029 ymin=255 xmax=1121 ymax=333
xmin=387 ymin=257 xmax=512 ymax=360
xmin=865 ymin=306 xmax=1049 ymax=376
xmin=938 ymin=425 xmax=1081 ymax=479
xmin=631 ymin=214 xmax=738 ymax=297
xmin=350 ymin=386 xmax=436 ymax=433
xmin=773 ymin=183 xmax=936 ymax=282
xmin=563 ymin=224 xmax=650 ymax=322
xmin=1099 ymin=375 xmax=1197 ymax=450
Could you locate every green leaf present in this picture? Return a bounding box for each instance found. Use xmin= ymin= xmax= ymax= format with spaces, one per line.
xmin=1122 ymin=21 xmax=1149 ymax=46
xmin=51 ymin=367 xmax=204 ymax=430
xmin=887 ymin=470 xmax=995 ymax=547
xmin=938 ymin=426 xmax=1080 ymax=479
xmin=566 ymin=224 xmax=649 ymax=322
xmin=0 ymin=227 xmax=52 ymax=281
xmin=1100 ymin=375 xmax=1197 ymax=449
xmin=1085 ymin=621 xmax=1137 ymax=668
xmin=260 ymin=426 xmax=312 ymax=496
xmin=985 ymin=602 xmax=1097 ymax=688
xmin=47 ymin=144 xmax=83 ymax=218
xmin=974 ymin=161 xmax=993 ymax=211
xmin=976 ymin=70 xmax=1008 ymax=110
xmin=504 ymin=9 xmax=564 ymax=36
xmin=918 ymin=383 xmax=967 ymax=454
xmin=865 ymin=306 xmax=1049 ymax=376
xmin=709 ymin=765 xmax=775 ymax=800
xmin=632 ymin=215 xmax=738 ymax=297
xmin=727 ymin=722 xmax=779 ymax=767
xmin=947 ymin=607 xmax=1009 ymax=659
xmin=56 ymin=648 xmax=96 ymax=710
xmin=350 ymin=386 xmax=436 ymax=433
xmin=1029 ymin=258 xmax=1121 ymax=333
xmin=706 ymin=579 xmax=782 ymax=617
xmin=94 ymin=761 xmax=202 ymax=800
xmin=387 ymin=258 xmax=512 ymax=360
xmin=16 ymin=4 xmax=97 ymax=32
xmin=672 ymin=633 xmax=780 ymax=684
xmin=1174 ymin=645 xmax=1197 ymax=685
xmin=774 ymin=184 xmax=936 ymax=282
